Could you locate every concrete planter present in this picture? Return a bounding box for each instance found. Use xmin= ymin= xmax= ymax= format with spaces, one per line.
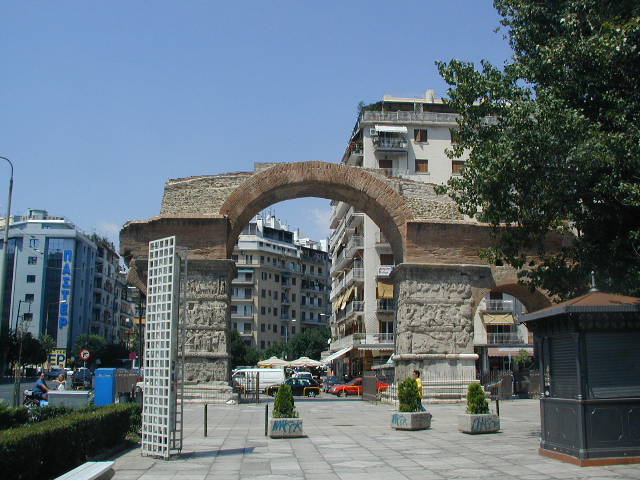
xmin=391 ymin=411 xmax=432 ymax=430
xmin=458 ymin=413 xmax=500 ymax=434
xmin=269 ymin=418 xmax=304 ymax=438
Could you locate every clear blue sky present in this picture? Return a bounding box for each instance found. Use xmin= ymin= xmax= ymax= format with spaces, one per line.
xmin=0 ymin=1 xmax=512 ymax=249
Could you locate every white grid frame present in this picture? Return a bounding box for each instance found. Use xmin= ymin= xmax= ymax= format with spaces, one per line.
xmin=141 ymin=236 xmax=184 ymax=458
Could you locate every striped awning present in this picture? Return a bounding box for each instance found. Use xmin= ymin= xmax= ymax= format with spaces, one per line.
xmin=321 ymin=346 xmax=353 ymax=364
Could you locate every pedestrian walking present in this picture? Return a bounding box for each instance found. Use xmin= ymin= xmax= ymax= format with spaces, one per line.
xmin=413 ymin=369 xmax=426 ymax=411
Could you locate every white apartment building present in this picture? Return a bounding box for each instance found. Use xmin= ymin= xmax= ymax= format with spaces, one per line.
xmin=326 ymin=89 xmax=532 ymax=378
xmin=231 ymin=215 xmax=331 ymax=352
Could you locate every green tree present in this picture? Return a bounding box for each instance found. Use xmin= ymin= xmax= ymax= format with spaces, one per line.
xmin=436 ymin=1 xmax=640 ymax=298
xmin=227 ymin=329 xmax=260 ymax=368
xmin=39 ymin=333 xmax=56 ymax=354
xmin=272 ymin=383 xmax=297 ymax=418
xmin=286 ymin=326 xmax=330 ymax=360
xmin=398 ymin=377 xmax=420 ymax=413
xmin=466 ymin=382 xmax=489 ymax=415
xmin=6 ymin=332 xmax=47 ymax=366
xmin=262 ymin=341 xmax=290 ymax=361
xmin=72 ymin=334 xmax=107 ymax=367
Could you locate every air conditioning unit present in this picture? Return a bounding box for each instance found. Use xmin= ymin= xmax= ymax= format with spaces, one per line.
xmin=369 ymin=128 xmax=378 ymax=136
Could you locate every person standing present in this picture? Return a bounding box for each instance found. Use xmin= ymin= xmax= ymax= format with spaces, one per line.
xmin=413 ymin=369 xmax=426 ymax=411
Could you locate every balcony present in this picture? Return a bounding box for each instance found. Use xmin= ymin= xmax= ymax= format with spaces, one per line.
xmin=329 ymin=332 xmax=395 ymax=351
xmin=232 ymin=276 xmax=254 ymax=285
xmin=375 ymin=231 xmax=390 ymax=246
xmin=361 ymin=110 xmax=459 ymax=125
xmin=373 ymin=137 xmax=408 ymax=151
xmin=231 ymin=294 xmax=253 ymax=302
xmin=376 ymin=299 xmax=395 ymax=312
xmin=332 ymin=236 xmax=364 ymax=273
xmin=231 ymin=312 xmax=255 ymax=320
xmin=487 ymin=332 xmax=526 ymax=345
xmin=345 ymin=268 xmax=364 ymax=284
xmin=483 ymin=300 xmax=514 ymax=313
xmin=332 ymin=300 xmax=364 ymax=324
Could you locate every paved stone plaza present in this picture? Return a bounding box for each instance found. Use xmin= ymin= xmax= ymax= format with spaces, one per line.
xmin=111 ymin=398 xmax=640 ymax=480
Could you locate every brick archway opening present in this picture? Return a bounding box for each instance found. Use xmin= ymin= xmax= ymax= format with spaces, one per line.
xmin=220 ymin=162 xmax=413 ymax=262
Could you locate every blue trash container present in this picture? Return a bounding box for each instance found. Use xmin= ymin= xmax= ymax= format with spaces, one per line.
xmin=95 ymin=368 xmax=117 ymax=405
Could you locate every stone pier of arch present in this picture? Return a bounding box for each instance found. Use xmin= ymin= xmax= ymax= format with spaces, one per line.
xmin=120 ymin=162 xmax=556 ymax=397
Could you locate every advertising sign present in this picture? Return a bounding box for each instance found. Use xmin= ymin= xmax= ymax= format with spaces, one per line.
xmin=57 ymin=249 xmax=74 ymax=348
xmin=47 ymin=348 xmax=67 ymax=368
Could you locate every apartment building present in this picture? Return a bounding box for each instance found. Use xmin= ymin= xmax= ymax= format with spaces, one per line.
xmin=326 ymin=89 xmax=532 ymax=378
xmin=231 ymin=215 xmax=330 ymax=351
xmin=0 ymin=209 xmax=96 ymax=351
xmin=90 ymin=236 xmax=124 ymax=343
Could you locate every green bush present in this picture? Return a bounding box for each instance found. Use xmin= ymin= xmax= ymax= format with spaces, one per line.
xmin=273 ymin=384 xmax=297 ymax=418
xmin=466 ymin=382 xmax=489 ymax=414
xmin=27 ymin=405 xmax=74 ymax=424
xmin=0 ymin=404 xmax=29 ymax=430
xmin=0 ymin=402 xmax=140 ymax=480
xmin=398 ymin=377 xmax=420 ymax=412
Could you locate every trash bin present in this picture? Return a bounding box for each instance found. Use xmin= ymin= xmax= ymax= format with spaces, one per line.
xmin=95 ymin=368 xmax=117 ymax=405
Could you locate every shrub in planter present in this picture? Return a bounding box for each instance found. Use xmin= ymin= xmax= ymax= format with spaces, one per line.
xmin=392 ymin=377 xmax=431 ymax=431
xmin=270 ymin=384 xmax=302 ymax=438
xmin=458 ymin=382 xmax=499 ymax=434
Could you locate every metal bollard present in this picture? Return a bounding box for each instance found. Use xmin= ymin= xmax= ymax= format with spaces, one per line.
xmin=495 ymin=398 xmax=500 ymax=417
xmin=265 ymin=404 xmax=268 ymax=436
xmin=204 ymin=403 xmax=208 ymax=437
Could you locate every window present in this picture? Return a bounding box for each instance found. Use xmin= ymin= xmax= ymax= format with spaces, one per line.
xmin=261 ymin=272 xmax=268 ymax=280
xmin=302 ymin=311 xmax=306 ymax=321
xmin=274 ymin=274 xmax=280 ymax=282
xmin=415 ymin=160 xmax=429 ymax=173
xmin=292 ymin=310 xmax=296 ymax=319
xmin=29 ymin=238 xmax=39 ymax=248
xmin=244 ymin=323 xmax=252 ymax=332
xmin=26 ymin=275 xmax=36 ymax=283
xmin=261 ymin=289 xmax=266 ymax=298
xmin=245 ymin=288 xmax=252 ymax=297
xmin=28 ymin=256 xmax=38 ymax=265
xmin=260 ymin=340 xmax=265 ymax=349
xmin=291 ymin=327 xmax=296 ymax=335
xmin=261 ymin=323 xmax=266 ymax=332
xmin=25 ymin=294 xmax=34 ymax=302
xmin=261 ymin=307 xmax=266 ymax=315
xmin=292 ymin=278 xmax=296 ymax=286
xmin=280 ymin=326 xmax=285 ymax=335
xmin=273 ymin=308 xmax=278 ymax=316
xmin=452 ymin=160 xmax=465 ymax=175
xmin=260 ymin=256 xmax=265 ymax=263
xmin=273 ymin=324 xmax=277 ymax=332
xmin=318 ymin=268 xmax=322 ymax=275
xmin=378 ymin=159 xmax=392 ymax=169
xmin=414 ymin=129 xmax=428 ymax=142
xmin=231 ymin=305 xmax=238 ymax=314
xmin=23 ymin=313 xmax=33 ymax=323
xmin=449 ymin=129 xmax=460 ymax=144
xmin=292 ymin=293 xmax=296 ymax=302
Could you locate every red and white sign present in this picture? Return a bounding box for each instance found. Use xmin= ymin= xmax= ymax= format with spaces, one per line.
xmin=79 ymin=348 xmax=91 ymax=361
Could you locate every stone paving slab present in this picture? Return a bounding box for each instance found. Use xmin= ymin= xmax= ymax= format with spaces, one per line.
xmin=111 ymin=398 xmax=640 ymax=479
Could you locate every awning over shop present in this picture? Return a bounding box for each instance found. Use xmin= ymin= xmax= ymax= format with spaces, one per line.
xmin=376 ymin=281 xmax=394 ymax=299
xmin=488 ymin=347 xmax=534 ymax=357
xmin=321 ymin=346 xmax=353 ymax=364
xmin=374 ymin=125 xmax=408 ymax=133
xmin=481 ymin=312 xmax=515 ymax=325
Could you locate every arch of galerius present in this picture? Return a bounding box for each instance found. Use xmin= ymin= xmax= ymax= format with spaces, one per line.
xmin=120 ymin=161 xmax=556 ymax=395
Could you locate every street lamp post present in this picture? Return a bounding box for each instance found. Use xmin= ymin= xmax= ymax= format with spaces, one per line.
xmin=0 ymin=156 xmax=14 ymax=376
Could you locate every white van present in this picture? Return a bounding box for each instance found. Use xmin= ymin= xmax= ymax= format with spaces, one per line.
xmin=231 ymin=368 xmax=285 ymax=393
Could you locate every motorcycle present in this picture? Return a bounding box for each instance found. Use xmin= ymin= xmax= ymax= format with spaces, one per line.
xmin=23 ymin=389 xmax=47 ymax=407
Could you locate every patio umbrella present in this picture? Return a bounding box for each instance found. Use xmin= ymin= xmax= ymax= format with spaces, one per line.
xmin=257 ymin=356 xmax=290 ymax=367
xmin=289 ymin=356 xmax=323 ymax=368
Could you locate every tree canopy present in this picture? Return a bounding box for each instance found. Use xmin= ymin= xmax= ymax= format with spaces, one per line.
xmin=436 ymin=0 xmax=640 ymax=298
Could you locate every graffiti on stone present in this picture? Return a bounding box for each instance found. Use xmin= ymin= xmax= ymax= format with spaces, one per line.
xmin=391 ymin=414 xmax=408 ymax=428
xmin=271 ymin=419 xmax=303 ymax=435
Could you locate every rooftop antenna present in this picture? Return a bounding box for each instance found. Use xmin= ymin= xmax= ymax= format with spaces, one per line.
xmin=589 ymin=270 xmax=598 ymax=292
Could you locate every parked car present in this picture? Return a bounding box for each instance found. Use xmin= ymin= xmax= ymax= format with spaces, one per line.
xmin=267 ymin=377 xmax=321 ymax=397
xmin=322 ymin=376 xmax=341 ymax=392
xmin=328 ymin=377 xmax=389 ymax=397
xmin=72 ymin=368 xmax=93 ymax=389
xmin=232 ymin=368 xmax=285 ymax=393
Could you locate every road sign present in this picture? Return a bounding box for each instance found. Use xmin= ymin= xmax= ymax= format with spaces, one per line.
xmin=79 ymin=349 xmax=91 ymax=361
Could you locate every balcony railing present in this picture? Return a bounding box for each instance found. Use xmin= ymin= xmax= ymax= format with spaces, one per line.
xmin=377 ymin=299 xmax=395 ymax=312
xmin=231 ymin=312 xmax=255 ymax=320
xmin=361 ymin=110 xmax=459 ymax=125
xmin=232 ymin=277 xmax=254 ymax=285
xmin=483 ymin=300 xmax=513 ymax=313
xmin=332 ymin=236 xmax=364 ymax=272
xmin=373 ymin=137 xmax=408 ymax=151
xmin=487 ymin=332 xmax=525 ymax=345
xmin=329 ymin=332 xmax=395 ymax=351
xmin=332 ymin=300 xmax=364 ymax=323
xmin=345 ymin=268 xmax=364 ymax=284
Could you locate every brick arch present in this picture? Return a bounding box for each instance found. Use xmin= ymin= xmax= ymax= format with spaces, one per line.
xmin=220 ymin=162 xmax=413 ymax=261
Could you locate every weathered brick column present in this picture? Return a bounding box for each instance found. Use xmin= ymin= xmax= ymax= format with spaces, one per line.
xmin=391 ymin=263 xmax=489 ymax=392
xmin=183 ymin=259 xmax=235 ymax=384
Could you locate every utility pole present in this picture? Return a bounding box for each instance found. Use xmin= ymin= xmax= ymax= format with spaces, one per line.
xmin=0 ymin=156 xmax=14 ymax=376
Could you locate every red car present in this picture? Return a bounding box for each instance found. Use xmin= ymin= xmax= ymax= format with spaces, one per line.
xmin=328 ymin=377 xmax=389 ymax=397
